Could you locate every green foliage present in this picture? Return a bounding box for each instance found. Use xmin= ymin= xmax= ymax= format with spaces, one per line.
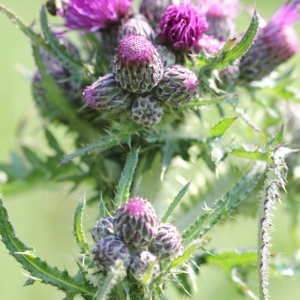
xmin=0 ymin=196 xmax=96 ymax=299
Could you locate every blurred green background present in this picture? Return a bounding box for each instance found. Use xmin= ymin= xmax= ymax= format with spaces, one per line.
xmin=0 ymin=1 xmax=300 ymax=299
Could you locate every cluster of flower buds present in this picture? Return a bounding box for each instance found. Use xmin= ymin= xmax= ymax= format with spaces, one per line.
xmin=77 ymin=1 xmax=207 ymax=127
xmin=92 ymin=197 xmax=182 ymax=283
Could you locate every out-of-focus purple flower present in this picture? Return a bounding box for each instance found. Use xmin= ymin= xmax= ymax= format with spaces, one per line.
xmin=194 ymin=34 xmax=225 ymax=55
xmin=159 ymin=1 xmax=209 ymax=51
xmin=139 ymin=0 xmax=181 ymax=29
xmin=58 ymin=0 xmax=133 ymax=32
xmin=200 ymin=0 xmax=239 ymax=41
xmin=239 ymin=0 xmax=300 ymax=82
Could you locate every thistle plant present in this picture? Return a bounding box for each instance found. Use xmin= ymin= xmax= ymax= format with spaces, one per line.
xmin=1 ymin=0 xmax=300 ymax=299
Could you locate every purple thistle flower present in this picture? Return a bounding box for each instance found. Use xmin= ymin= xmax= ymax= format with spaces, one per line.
xmin=194 ymin=34 xmax=225 ymax=55
xmin=202 ymin=0 xmax=238 ymax=41
xmin=112 ymin=35 xmax=163 ymax=93
xmin=159 ymin=1 xmax=209 ymax=51
xmin=92 ymin=217 xmax=114 ymax=243
xmin=239 ymin=0 xmax=300 ymax=82
xmin=58 ymin=0 xmax=133 ymax=32
xmin=113 ymin=197 xmax=159 ymax=248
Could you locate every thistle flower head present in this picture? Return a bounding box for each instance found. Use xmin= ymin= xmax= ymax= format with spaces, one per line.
xmin=113 ymin=197 xmax=159 ymax=248
xmin=154 ymin=65 xmax=199 ymax=106
xmin=150 ymin=223 xmax=182 ymax=259
xmin=130 ymin=95 xmax=164 ymax=127
xmin=201 ymin=0 xmax=238 ymax=41
xmin=58 ymin=0 xmax=133 ymax=32
xmin=118 ymin=14 xmax=155 ymax=42
xmin=83 ymin=73 xmax=134 ymax=111
xmin=92 ymin=217 xmax=114 ymax=243
xmin=93 ymin=235 xmax=131 ymax=270
xmin=239 ymin=0 xmax=300 ymax=82
xmin=194 ymin=34 xmax=225 ymax=54
xmin=112 ymin=35 xmax=163 ymax=93
xmin=139 ymin=0 xmax=181 ymax=28
xmin=159 ymin=1 xmax=209 ymax=51
xmin=129 ymin=250 xmax=160 ymax=282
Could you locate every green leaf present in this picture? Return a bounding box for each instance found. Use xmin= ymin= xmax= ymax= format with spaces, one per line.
xmin=114 ymin=149 xmax=139 ymax=209
xmin=182 ymin=162 xmax=266 ymax=245
xmin=0 ymin=196 xmax=96 ymax=299
xmin=73 ymin=197 xmax=90 ymax=254
xmin=60 ymin=131 xmax=133 ymax=165
xmin=161 ymin=181 xmax=191 ymax=223
xmin=0 ymin=5 xmax=51 ymax=52
xmin=44 ymin=128 xmax=64 ymax=155
xmin=209 ymin=117 xmax=238 ymax=139
xmin=205 ymin=251 xmax=257 ymax=273
xmin=99 ymin=199 xmax=106 ymax=219
xmin=39 ymin=6 xmax=85 ymax=77
xmin=205 ymin=10 xmax=259 ymax=70
xmin=230 ymin=147 xmax=272 ymax=162
xmin=21 ymin=146 xmax=44 ymax=169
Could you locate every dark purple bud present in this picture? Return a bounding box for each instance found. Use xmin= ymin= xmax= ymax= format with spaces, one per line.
xmin=92 ymin=217 xmax=114 ymax=243
xmin=154 ymin=65 xmax=199 ymax=106
xmin=130 ymin=95 xmax=164 ymax=127
xmin=150 ymin=223 xmax=182 ymax=259
xmin=129 ymin=250 xmax=160 ymax=282
xmin=83 ymin=73 xmax=134 ymax=111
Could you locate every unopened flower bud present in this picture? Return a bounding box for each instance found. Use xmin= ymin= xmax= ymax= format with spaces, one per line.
xmin=130 ymin=95 xmax=164 ymax=127
xmin=140 ymin=0 xmax=181 ymax=29
xmin=150 ymin=223 xmax=182 ymax=259
xmin=83 ymin=73 xmax=134 ymax=111
xmin=154 ymin=65 xmax=199 ymax=106
xmin=92 ymin=217 xmax=114 ymax=243
xmin=239 ymin=1 xmax=300 ymax=82
xmin=114 ymin=197 xmax=159 ymax=248
xmin=112 ymin=35 xmax=163 ymax=93
xmin=129 ymin=250 xmax=160 ymax=282
xmin=155 ymin=45 xmax=176 ymax=69
xmin=118 ymin=14 xmax=155 ymax=42
xmin=93 ymin=235 xmax=131 ymax=270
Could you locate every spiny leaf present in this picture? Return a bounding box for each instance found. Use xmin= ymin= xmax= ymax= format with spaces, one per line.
xmin=114 ymin=148 xmax=139 ymax=209
xmin=269 ymin=124 xmax=284 ymax=146
xmin=161 ymin=181 xmax=191 ymax=223
xmin=170 ymin=242 xmax=200 ymax=269
xmin=230 ymin=147 xmax=272 ymax=162
xmin=39 ymin=5 xmax=86 ymax=77
xmin=0 ymin=196 xmax=96 ymax=299
xmin=209 ymin=117 xmax=238 ymax=139
xmin=204 ymin=10 xmax=259 ymax=70
xmin=73 ymin=197 xmax=90 ymax=254
xmin=0 ymin=5 xmax=51 ymax=52
xmin=60 ymin=131 xmax=133 ymax=165
xmin=183 ymin=94 xmax=237 ymax=107
xmin=182 ymin=162 xmax=266 ymax=245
